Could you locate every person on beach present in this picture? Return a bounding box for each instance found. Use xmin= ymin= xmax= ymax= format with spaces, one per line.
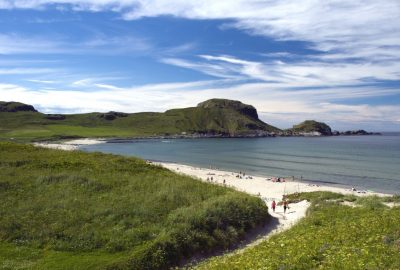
xmin=283 ymin=200 xmax=289 ymax=214
xmin=271 ymin=200 xmax=276 ymax=212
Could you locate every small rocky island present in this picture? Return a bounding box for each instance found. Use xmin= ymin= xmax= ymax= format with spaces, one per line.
xmin=284 ymin=120 xmax=381 ymax=136
xmin=285 ymin=120 xmax=333 ymax=136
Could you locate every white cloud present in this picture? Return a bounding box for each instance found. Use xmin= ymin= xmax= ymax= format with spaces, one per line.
xmin=27 ymin=79 xmax=57 ymax=84
xmin=0 ymin=68 xmax=60 ymax=74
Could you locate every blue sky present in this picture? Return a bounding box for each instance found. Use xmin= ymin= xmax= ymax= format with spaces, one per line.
xmin=0 ymin=0 xmax=399 ymax=131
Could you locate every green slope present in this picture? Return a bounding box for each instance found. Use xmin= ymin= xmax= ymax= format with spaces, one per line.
xmin=0 ymin=99 xmax=281 ymax=142
xmin=0 ymin=142 xmax=270 ymax=269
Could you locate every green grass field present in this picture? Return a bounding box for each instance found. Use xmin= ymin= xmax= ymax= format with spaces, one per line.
xmin=0 ymin=142 xmax=270 ymax=269
xmin=194 ymin=192 xmax=400 ymax=270
xmin=0 ymin=111 xmax=162 ymax=142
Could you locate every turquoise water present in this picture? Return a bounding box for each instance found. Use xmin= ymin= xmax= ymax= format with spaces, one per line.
xmin=80 ymin=135 xmax=400 ymax=194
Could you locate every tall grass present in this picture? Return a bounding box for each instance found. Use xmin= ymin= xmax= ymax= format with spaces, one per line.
xmin=0 ymin=142 xmax=270 ymax=269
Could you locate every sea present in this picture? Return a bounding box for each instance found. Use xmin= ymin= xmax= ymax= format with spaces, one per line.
xmin=79 ymin=134 xmax=400 ymax=194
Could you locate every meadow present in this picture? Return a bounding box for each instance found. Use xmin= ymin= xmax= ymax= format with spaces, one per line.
xmin=0 ymin=142 xmax=270 ymax=269
xmin=194 ymin=191 xmax=400 ymax=270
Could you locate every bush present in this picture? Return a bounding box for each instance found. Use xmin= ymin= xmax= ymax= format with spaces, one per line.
xmin=108 ymin=193 xmax=270 ymax=269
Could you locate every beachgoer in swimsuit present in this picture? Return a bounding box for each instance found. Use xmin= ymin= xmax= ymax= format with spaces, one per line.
xmin=283 ymin=200 xmax=288 ymax=214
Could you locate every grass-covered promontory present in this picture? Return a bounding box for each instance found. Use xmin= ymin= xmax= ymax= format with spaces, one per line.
xmin=0 ymin=99 xmax=280 ymax=142
xmin=0 ymin=142 xmax=270 ymax=269
xmin=195 ymin=192 xmax=400 ymax=270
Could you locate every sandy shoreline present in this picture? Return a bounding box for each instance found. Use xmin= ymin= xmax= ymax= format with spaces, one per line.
xmin=158 ymin=162 xmax=388 ymax=198
xmin=33 ymin=138 xmax=106 ymax=151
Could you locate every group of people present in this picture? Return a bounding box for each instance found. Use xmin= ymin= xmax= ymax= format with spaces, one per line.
xmin=271 ymin=199 xmax=289 ymax=214
xmin=235 ymin=170 xmax=247 ymax=179
xmin=272 ymin=177 xmax=286 ymax=183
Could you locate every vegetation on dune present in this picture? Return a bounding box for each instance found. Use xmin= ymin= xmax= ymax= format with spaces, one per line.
xmin=0 ymin=142 xmax=270 ymax=269
xmin=0 ymin=99 xmax=281 ymax=142
xmin=195 ymin=191 xmax=400 ymax=270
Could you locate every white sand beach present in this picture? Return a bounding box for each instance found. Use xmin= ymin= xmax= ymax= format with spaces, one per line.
xmin=33 ymin=138 xmax=105 ymax=151
xmin=158 ymin=162 xmax=386 ymax=199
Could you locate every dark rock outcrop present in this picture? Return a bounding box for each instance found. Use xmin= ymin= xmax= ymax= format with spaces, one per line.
xmin=0 ymin=101 xmax=37 ymax=112
xmin=98 ymin=111 xmax=128 ymax=121
xmin=197 ymin=99 xmax=259 ymax=119
xmin=332 ymin=130 xmax=381 ymax=136
xmin=45 ymin=114 xmax=66 ymax=120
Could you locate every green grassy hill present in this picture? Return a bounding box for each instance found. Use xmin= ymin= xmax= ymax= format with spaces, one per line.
xmin=287 ymin=120 xmax=332 ymax=135
xmin=195 ymin=192 xmax=400 ymax=270
xmin=0 ymin=99 xmax=281 ymax=142
xmin=0 ymin=142 xmax=269 ymax=269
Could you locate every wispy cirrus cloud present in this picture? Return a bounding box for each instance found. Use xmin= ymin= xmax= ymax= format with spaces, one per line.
xmin=27 ymin=79 xmax=57 ymax=84
xmin=162 ymin=54 xmax=400 ymax=87
xmin=0 ymin=34 xmax=64 ymax=55
xmin=0 ymin=67 xmax=61 ymax=75
xmin=0 ymin=33 xmax=152 ymax=55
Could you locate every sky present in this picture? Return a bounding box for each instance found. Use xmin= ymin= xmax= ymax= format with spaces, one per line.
xmin=0 ymin=0 xmax=399 ymax=131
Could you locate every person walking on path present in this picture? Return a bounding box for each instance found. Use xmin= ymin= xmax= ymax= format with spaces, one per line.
xmin=271 ymin=200 xmax=276 ymax=212
xmin=283 ymin=200 xmax=289 ymax=214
